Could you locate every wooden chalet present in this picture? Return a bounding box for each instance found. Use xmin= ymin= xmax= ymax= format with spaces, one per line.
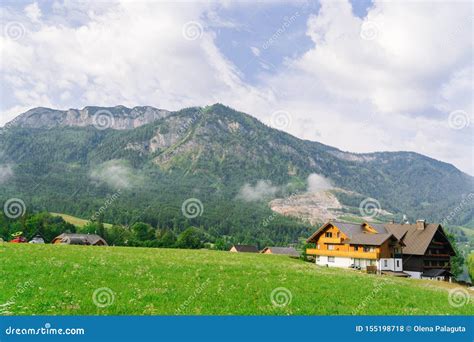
xmin=306 ymin=221 xmax=405 ymax=273
xmin=384 ymin=220 xmax=456 ymax=280
xmin=306 ymin=220 xmax=457 ymax=281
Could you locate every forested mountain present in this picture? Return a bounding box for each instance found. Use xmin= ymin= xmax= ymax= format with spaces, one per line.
xmin=0 ymin=104 xmax=472 ymax=246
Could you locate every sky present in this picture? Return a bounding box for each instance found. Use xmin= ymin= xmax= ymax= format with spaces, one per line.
xmin=0 ymin=0 xmax=473 ymax=174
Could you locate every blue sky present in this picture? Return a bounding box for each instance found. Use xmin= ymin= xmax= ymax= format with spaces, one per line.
xmin=0 ymin=0 xmax=472 ymax=174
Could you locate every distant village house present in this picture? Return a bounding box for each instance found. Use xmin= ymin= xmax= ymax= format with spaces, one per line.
xmin=229 ymin=245 xmax=258 ymax=253
xmin=52 ymin=233 xmax=108 ymax=246
xmin=261 ymin=246 xmax=299 ymax=257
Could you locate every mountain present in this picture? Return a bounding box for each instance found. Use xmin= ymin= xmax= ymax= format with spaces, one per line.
xmin=1 ymin=104 xmax=473 ymax=245
xmin=8 ymin=105 xmax=170 ymax=130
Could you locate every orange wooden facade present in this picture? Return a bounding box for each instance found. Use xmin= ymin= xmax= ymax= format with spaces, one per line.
xmin=306 ymin=223 xmax=400 ymax=260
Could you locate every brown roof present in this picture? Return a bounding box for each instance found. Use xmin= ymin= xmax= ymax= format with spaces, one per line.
xmin=384 ymin=223 xmax=453 ymax=255
xmin=346 ymin=233 xmax=397 ymax=246
xmin=53 ymin=233 xmax=108 ymax=246
xmin=230 ymin=245 xmax=258 ymax=253
xmin=261 ymin=247 xmax=299 ymax=257
xmin=306 ymin=221 xmax=396 ymax=246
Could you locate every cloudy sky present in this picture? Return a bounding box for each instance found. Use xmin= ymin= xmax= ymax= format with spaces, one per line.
xmin=0 ymin=0 xmax=472 ymax=174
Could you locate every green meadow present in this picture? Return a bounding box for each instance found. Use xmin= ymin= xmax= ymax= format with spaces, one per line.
xmin=0 ymin=243 xmax=472 ymax=315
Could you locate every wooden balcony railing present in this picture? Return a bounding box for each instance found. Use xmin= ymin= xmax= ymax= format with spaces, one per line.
xmin=306 ymin=249 xmax=379 ymax=260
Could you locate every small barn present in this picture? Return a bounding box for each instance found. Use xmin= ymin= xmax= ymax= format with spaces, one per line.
xmin=52 ymin=233 xmax=108 ymax=246
xmin=261 ymin=246 xmax=299 ymax=257
xmin=229 ymin=245 xmax=258 ymax=253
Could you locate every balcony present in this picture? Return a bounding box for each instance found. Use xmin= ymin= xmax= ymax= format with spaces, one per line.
xmin=306 ymin=249 xmax=379 ymax=260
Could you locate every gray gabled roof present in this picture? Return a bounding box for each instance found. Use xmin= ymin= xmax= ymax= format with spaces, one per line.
xmin=54 ymin=233 xmax=108 ymax=246
xmin=261 ymin=247 xmax=299 ymax=256
xmin=230 ymin=245 xmax=259 ymax=253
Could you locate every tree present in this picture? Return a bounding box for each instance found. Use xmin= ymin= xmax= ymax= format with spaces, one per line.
xmin=176 ymin=227 xmax=203 ymax=249
xmin=131 ymin=222 xmax=155 ymax=242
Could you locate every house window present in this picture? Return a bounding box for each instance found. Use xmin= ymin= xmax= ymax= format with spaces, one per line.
xmin=327 ymin=244 xmax=334 ymax=250
xmin=316 ymin=256 xmax=320 ymax=262
xmin=328 ymin=256 xmax=335 ymax=263
xmin=396 ymin=260 xmax=400 ymax=268
xmin=336 ymin=232 xmax=340 ymax=238
xmin=384 ymin=260 xmax=388 ymax=267
xmin=325 ymin=232 xmax=333 ymax=238
xmin=363 ymin=246 xmax=370 ymax=252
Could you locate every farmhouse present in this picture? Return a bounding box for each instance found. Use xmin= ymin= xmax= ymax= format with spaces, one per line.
xmin=384 ymin=220 xmax=456 ymax=280
xmin=52 ymin=233 xmax=108 ymax=246
xmin=229 ymin=245 xmax=258 ymax=253
xmin=261 ymin=246 xmax=299 ymax=257
xmin=306 ymin=221 xmax=404 ymax=273
xmin=306 ymin=220 xmax=456 ymax=281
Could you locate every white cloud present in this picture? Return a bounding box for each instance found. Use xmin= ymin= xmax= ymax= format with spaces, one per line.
xmin=24 ymin=2 xmax=42 ymax=22
xmin=237 ymin=180 xmax=279 ymax=202
xmin=307 ymin=174 xmax=333 ymax=193
xmin=1 ymin=0 xmax=472 ymax=174
xmin=0 ymin=164 xmax=14 ymax=184
xmin=90 ymin=159 xmax=142 ymax=190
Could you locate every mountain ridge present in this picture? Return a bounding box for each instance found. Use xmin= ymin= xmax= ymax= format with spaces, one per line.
xmin=1 ymin=104 xmax=473 ymax=244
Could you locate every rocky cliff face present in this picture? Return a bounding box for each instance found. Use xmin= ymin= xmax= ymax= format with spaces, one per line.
xmin=7 ymin=105 xmax=170 ymax=130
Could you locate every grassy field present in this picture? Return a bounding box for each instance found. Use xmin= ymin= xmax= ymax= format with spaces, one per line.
xmin=51 ymin=212 xmax=113 ymax=229
xmin=0 ymin=243 xmax=472 ymax=315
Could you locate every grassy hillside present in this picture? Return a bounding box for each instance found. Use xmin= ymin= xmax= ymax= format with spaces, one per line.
xmin=0 ymin=244 xmax=472 ymax=315
xmin=51 ymin=212 xmax=113 ymax=229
